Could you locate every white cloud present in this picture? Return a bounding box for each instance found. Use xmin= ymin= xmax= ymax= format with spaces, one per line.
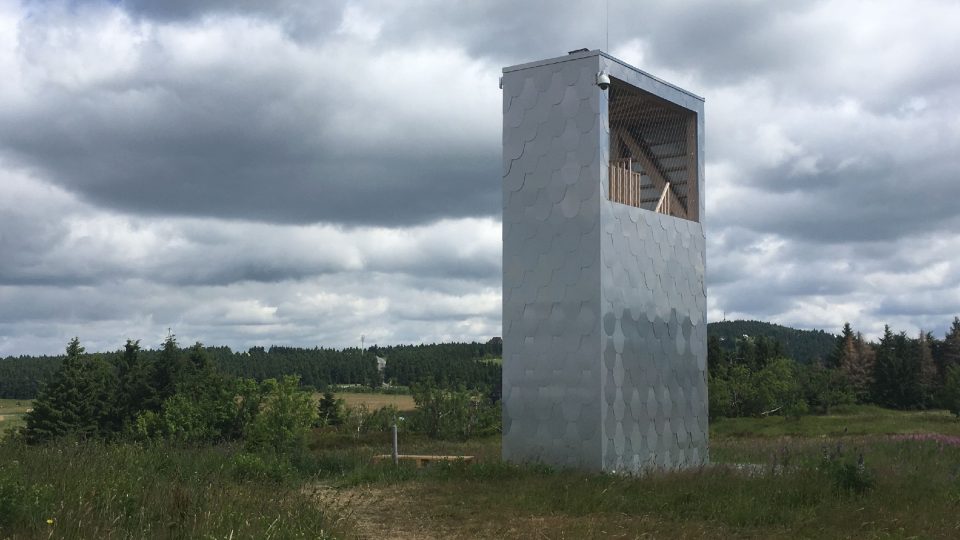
xmin=1 ymin=0 xmax=959 ymax=355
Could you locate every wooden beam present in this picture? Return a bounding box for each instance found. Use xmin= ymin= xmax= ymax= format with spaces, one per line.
xmin=615 ymin=128 xmax=690 ymax=219
xmin=614 ymin=128 xmax=665 ymax=191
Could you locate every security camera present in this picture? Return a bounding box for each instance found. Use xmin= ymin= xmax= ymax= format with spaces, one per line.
xmin=596 ymin=71 xmax=611 ymax=90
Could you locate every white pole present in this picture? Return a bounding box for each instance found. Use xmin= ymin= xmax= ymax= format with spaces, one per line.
xmin=392 ymin=421 xmax=399 ymax=465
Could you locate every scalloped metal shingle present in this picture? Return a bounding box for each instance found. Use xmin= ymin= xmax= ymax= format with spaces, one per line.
xmin=503 ymin=51 xmax=707 ymax=473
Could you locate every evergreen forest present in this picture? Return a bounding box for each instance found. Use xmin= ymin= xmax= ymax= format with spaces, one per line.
xmin=3 ymin=319 xmax=960 ymax=420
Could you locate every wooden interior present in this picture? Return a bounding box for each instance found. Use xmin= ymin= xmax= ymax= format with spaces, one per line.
xmin=607 ymin=79 xmax=699 ymax=222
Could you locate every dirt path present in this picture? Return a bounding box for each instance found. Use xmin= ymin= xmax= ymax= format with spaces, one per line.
xmin=309 ymin=483 xmax=447 ymax=539
xmin=308 ymin=482 xmax=717 ymax=539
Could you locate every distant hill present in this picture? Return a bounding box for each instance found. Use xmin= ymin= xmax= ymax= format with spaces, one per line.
xmin=707 ymin=320 xmax=836 ymax=364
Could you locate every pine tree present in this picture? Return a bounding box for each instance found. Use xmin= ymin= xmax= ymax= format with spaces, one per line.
xmin=872 ymin=326 xmax=899 ymax=407
xmin=151 ymin=332 xmax=191 ymax=407
xmin=839 ymin=330 xmax=874 ymax=403
xmin=317 ymin=391 xmax=345 ymax=426
xmin=24 ymin=338 xmax=117 ymax=443
xmin=112 ymin=339 xmax=160 ymax=430
xmin=873 ymin=329 xmax=924 ymax=409
xmin=941 ymin=317 xmax=960 ymax=375
xmin=943 ymin=364 xmax=960 ymax=417
xmin=829 ymin=322 xmax=856 ymax=369
xmin=918 ymin=331 xmax=938 ymax=407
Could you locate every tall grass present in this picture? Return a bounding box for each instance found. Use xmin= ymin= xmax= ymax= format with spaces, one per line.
xmin=309 ymin=409 xmax=960 ymax=538
xmin=712 ymin=404 xmax=960 ymax=438
xmin=321 ymin=436 xmax=960 ymax=537
xmin=0 ymin=440 xmax=336 ymax=539
xmin=4 ymin=407 xmax=960 ymax=538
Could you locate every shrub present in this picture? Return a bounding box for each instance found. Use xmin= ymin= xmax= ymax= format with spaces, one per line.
xmin=410 ymin=383 xmax=500 ymax=440
xmin=710 ymin=359 xmax=811 ymax=418
xmin=819 ymin=444 xmax=874 ymax=495
xmin=340 ymin=404 xmax=401 ymax=436
xmin=366 ymin=405 xmax=400 ymax=432
xmin=245 ymin=376 xmax=317 ymax=453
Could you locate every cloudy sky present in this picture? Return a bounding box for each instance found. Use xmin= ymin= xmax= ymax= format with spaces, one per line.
xmin=1 ymin=0 xmax=958 ymax=355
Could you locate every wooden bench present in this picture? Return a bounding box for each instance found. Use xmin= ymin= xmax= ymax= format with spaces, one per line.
xmin=372 ymin=454 xmax=475 ymax=468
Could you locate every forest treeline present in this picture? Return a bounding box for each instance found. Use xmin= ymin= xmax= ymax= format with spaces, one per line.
xmin=708 ymin=320 xmax=837 ymax=363
xmin=15 ymin=334 xmax=500 ymax=446
xmin=0 ymin=338 xmax=503 ymax=399
xmin=709 ymin=318 xmax=960 ymax=418
xmin=20 ymin=336 xmax=318 ymax=447
xmin=5 ymin=318 xmax=960 ymax=420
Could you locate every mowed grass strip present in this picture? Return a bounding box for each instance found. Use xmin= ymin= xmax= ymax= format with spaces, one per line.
xmin=331 ymin=392 xmax=416 ymax=411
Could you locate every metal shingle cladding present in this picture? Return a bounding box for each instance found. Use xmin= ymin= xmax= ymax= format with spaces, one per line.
xmin=502 ymin=50 xmax=707 ymax=472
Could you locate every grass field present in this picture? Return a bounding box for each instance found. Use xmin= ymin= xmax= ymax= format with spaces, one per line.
xmin=329 ymin=392 xmax=416 ymax=411
xmin=711 ymin=404 xmax=960 ymax=438
xmin=0 ymin=442 xmax=338 ymax=538
xmin=0 ymin=399 xmax=31 ymax=434
xmin=3 ymin=404 xmax=960 ymax=538
xmin=313 ymin=407 xmax=960 ymax=539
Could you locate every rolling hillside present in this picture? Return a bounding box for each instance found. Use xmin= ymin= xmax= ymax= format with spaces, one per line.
xmin=708 ymin=320 xmax=836 ymax=364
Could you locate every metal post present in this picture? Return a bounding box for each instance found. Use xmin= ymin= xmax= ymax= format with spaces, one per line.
xmin=392 ymin=422 xmax=399 ymax=465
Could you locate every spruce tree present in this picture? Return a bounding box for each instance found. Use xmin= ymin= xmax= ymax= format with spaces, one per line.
xmin=829 ymin=322 xmax=856 ymax=369
xmin=872 ymin=326 xmax=898 ymax=407
xmin=943 ymin=365 xmax=960 ymax=417
xmin=942 ymin=317 xmax=960 ymax=374
xmin=24 ymin=338 xmax=116 ymax=442
xmin=918 ymin=331 xmax=938 ymax=407
xmin=873 ymin=328 xmax=924 ymax=409
xmin=842 ymin=332 xmax=875 ymax=403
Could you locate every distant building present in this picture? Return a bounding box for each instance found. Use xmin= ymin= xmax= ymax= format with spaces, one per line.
xmin=376 ymin=356 xmax=386 ymax=373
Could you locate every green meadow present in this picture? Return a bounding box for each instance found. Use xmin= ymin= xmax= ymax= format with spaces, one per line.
xmin=3 ymin=406 xmax=959 ymax=539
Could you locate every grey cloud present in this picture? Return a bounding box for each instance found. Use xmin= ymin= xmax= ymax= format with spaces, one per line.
xmin=723 ymin=162 xmax=960 ymax=244
xmin=0 ymin=174 xmax=501 ymax=290
xmin=877 ymin=295 xmax=960 ymax=319
xmin=3 ymin=0 xmax=960 ymax=354
xmin=0 ymin=269 xmax=500 ymax=356
xmin=3 ymin=6 xmax=502 ymax=227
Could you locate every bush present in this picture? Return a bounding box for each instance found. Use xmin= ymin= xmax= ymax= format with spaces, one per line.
xmin=710 ymin=359 xmax=810 ymax=418
xmin=410 ymin=383 xmax=500 ymax=440
xmin=708 ymin=374 xmax=733 ymax=419
xmin=245 ymin=376 xmax=317 ymax=453
xmin=340 ymin=404 xmax=401 ymax=436
xmin=367 ymin=405 xmax=400 ymax=432
xmin=819 ymin=444 xmax=873 ymax=495
xmin=133 ymin=375 xmax=258 ymax=444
